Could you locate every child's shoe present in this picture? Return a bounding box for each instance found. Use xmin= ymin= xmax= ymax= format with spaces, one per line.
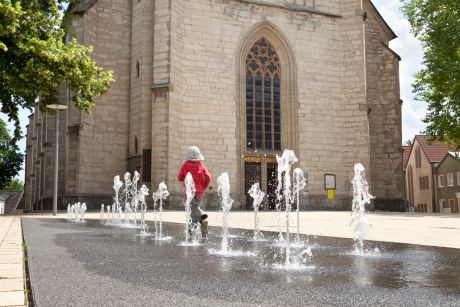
xmin=199 ymin=208 xmax=208 ymax=222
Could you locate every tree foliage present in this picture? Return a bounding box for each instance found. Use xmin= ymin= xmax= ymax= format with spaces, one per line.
xmin=3 ymin=178 xmax=24 ymax=191
xmin=0 ymin=0 xmax=113 ymax=143
xmin=402 ymin=0 xmax=460 ymax=149
xmin=0 ymin=119 xmax=23 ymax=189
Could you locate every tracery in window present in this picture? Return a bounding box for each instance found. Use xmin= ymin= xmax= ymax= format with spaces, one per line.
xmin=245 ymin=37 xmax=281 ymax=151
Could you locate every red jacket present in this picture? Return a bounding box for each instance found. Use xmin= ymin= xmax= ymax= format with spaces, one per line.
xmin=177 ymin=161 xmax=211 ymax=197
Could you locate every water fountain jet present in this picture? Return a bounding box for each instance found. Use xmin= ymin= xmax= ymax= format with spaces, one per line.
xmin=351 ymin=163 xmax=374 ymax=255
xmin=180 ymin=173 xmax=201 ymax=246
xmin=139 ymin=184 xmax=150 ymax=236
xmin=248 ymin=182 xmax=265 ymax=241
xmin=293 ymin=168 xmax=307 ymax=244
xmin=154 ymin=182 xmax=170 ymax=240
xmin=208 ymin=172 xmax=255 ymax=257
xmin=113 ymin=176 xmax=123 ymax=223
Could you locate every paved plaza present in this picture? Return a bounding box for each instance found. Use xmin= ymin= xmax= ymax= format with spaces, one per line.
xmin=2 ymin=212 xmax=460 ymax=306
xmin=18 ymin=212 xmax=460 ymax=306
xmin=26 ymin=210 xmax=460 ymax=248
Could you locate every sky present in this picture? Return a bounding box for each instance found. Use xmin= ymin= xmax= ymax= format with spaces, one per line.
xmin=0 ymin=0 xmax=426 ymax=182
xmin=373 ymin=0 xmax=426 ymax=142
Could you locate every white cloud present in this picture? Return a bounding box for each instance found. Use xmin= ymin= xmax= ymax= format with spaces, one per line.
xmin=373 ymin=0 xmax=427 ymax=142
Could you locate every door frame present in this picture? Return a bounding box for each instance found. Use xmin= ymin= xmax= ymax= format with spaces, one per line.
xmin=242 ymin=153 xmax=278 ymax=209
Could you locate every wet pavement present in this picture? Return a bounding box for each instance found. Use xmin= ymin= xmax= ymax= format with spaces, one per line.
xmin=22 ymin=218 xmax=460 ymax=306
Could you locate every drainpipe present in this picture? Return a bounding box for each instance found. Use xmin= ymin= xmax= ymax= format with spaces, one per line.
xmin=432 ymin=163 xmax=437 ymax=213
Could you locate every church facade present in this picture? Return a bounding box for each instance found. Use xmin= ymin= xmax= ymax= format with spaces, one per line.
xmin=24 ymin=0 xmax=404 ymax=211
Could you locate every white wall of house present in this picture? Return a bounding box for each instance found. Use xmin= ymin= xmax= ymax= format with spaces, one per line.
xmin=406 ymin=140 xmax=434 ymax=212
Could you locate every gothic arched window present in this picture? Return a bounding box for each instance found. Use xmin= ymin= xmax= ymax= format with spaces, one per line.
xmin=245 ymin=37 xmax=281 ymax=151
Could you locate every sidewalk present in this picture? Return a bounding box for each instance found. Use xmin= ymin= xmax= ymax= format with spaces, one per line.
xmin=0 ymin=216 xmax=25 ymax=307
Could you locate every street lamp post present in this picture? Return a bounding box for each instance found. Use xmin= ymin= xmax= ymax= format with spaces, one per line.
xmin=46 ymin=104 xmax=68 ymax=216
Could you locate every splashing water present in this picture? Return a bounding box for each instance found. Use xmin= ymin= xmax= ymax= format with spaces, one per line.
xmin=131 ymin=171 xmax=140 ymax=224
xmin=113 ymin=176 xmax=123 ymax=223
xmin=208 ymin=176 xmax=256 ymax=257
xmin=68 ymin=202 xmax=87 ymax=223
xmin=218 ymin=172 xmax=234 ymax=253
xmin=152 ymin=191 xmax=159 ymax=237
xmin=183 ymin=173 xmax=196 ymax=243
xmin=351 ymin=163 xmax=374 ymax=255
xmin=139 ymin=184 xmax=150 ymax=236
xmin=100 ymin=204 xmax=105 ymax=220
xmin=293 ymin=168 xmax=307 ymax=243
xmin=123 ymin=172 xmax=132 ymax=222
xmin=248 ymin=182 xmax=265 ymax=241
xmin=154 ymin=182 xmax=170 ymax=240
xmin=272 ymin=149 xmax=312 ymax=269
xmin=106 ymin=205 xmax=111 ymax=221
xmin=80 ymin=203 xmax=87 ymax=222
xmin=275 ymin=150 xmax=297 ymax=264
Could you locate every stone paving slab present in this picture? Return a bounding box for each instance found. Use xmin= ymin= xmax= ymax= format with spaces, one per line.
xmin=0 ymin=291 xmax=25 ymax=307
xmin=0 ymin=278 xmax=23 ymax=292
xmin=0 ymin=216 xmax=25 ymax=307
xmin=0 ymin=258 xmax=22 ymax=264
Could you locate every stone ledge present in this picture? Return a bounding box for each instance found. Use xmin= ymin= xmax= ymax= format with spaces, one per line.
xmin=151 ymin=83 xmax=174 ymax=93
xmin=239 ymin=0 xmax=342 ymax=18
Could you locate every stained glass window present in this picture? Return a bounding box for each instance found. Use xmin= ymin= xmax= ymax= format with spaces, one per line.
xmin=246 ymin=37 xmax=281 ymax=151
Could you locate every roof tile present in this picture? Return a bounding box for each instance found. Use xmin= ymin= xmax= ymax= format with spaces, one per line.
xmin=415 ymin=135 xmax=451 ymax=163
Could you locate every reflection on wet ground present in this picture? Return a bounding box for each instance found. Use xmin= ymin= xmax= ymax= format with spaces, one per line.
xmin=25 ymin=218 xmax=460 ymax=306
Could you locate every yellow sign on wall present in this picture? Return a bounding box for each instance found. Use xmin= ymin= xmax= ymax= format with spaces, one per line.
xmin=327 ymin=189 xmax=334 ymax=200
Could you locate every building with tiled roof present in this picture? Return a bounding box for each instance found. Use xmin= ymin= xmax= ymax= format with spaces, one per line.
xmin=414 ymin=135 xmax=451 ymax=163
xmin=435 ymin=153 xmax=460 ymax=213
xmin=402 ymin=146 xmax=411 ymax=170
xmin=405 ymin=135 xmax=459 ymax=213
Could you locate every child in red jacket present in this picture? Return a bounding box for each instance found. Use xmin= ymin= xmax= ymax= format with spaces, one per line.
xmin=177 ymin=146 xmax=211 ymax=241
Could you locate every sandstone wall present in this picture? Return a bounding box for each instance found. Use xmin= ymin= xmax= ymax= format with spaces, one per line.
xmin=364 ymin=0 xmax=404 ymax=200
xmin=76 ymin=0 xmax=132 ymax=196
xmin=163 ymin=0 xmax=370 ymax=208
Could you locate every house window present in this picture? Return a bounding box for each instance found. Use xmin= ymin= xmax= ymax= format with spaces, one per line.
xmin=438 ymin=175 xmax=444 ymax=187
xmin=419 ymin=176 xmax=429 ymax=190
xmin=447 ymin=173 xmax=454 ymax=186
xmin=245 ymin=37 xmax=281 ymax=151
xmin=417 ymin=204 xmax=427 ymax=212
xmin=415 ymin=147 xmax=421 ymax=168
xmin=457 ymin=172 xmax=460 ymax=186
xmin=136 ymin=61 xmax=140 ymax=78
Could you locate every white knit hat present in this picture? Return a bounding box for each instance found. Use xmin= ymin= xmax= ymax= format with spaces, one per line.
xmin=186 ymin=146 xmax=204 ymax=161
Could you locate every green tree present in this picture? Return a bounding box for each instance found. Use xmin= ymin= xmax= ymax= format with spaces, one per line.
xmin=0 ymin=119 xmax=23 ymax=189
xmin=0 ymin=0 xmax=113 ymax=143
xmin=401 ymin=0 xmax=460 ymax=149
xmin=3 ymin=178 xmax=24 ymax=191
xmin=404 ymin=139 xmax=413 ymax=146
